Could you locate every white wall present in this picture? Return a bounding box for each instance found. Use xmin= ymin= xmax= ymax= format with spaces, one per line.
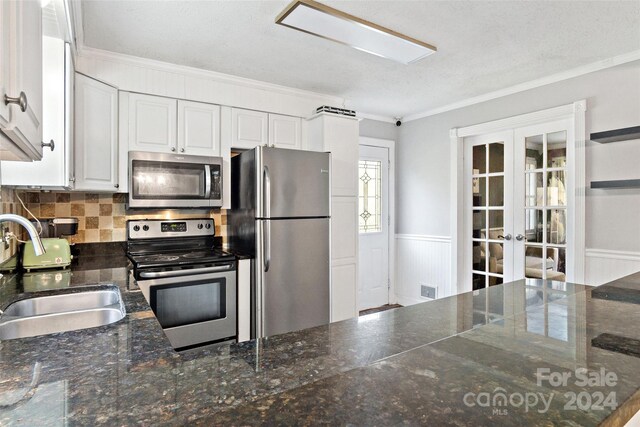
xmin=397 ymin=60 xmax=640 ymax=294
xmin=359 ymin=119 xmax=398 ymax=141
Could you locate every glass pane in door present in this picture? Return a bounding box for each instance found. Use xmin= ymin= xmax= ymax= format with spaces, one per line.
xmin=358 ymin=160 xmax=382 ymax=233
xmin=520 ymin=130 xmax=568 ymax=282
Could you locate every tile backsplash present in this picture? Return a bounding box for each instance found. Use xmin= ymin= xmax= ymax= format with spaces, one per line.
xmin=0 ymin=188 xmax=23 ymax=264
xmin=20 ymin=191 xmax=227 ymax=244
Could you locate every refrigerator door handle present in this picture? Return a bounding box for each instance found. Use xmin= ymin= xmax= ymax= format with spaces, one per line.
xmin=263 ymin=166 xmax=271 ymax=272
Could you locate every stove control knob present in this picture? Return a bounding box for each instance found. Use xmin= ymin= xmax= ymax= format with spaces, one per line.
xmin=133 ymin=225 xmax=140 ymax=232
xmin=197 ymin=223 xmax=204 ymax=230
xmin=142 ymin=225 xmax=150 ymax=232
xmin=205 ymin=224 xmax=211 ymax=229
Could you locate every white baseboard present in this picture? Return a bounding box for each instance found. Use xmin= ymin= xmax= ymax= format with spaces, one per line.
xmin=585 ymin=248 xmax=640 ymax=286
xmin=396 ymin=294 xmax=432 ymax=307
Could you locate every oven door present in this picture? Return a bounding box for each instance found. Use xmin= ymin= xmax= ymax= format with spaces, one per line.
xmin=137 ymin=268 xmax=236 ymax=349
xmin=128 ymin=151 xmax=222 ymax=208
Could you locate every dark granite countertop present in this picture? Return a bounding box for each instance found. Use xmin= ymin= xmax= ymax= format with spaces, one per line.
xmin=0 ymin=245 xmax=639 ymax=426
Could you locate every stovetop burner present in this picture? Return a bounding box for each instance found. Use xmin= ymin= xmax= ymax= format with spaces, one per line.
xmin=128 ymin=248 xmax=236 ymax=270
xmin=126 ymin=218 xmax=236 ymax=271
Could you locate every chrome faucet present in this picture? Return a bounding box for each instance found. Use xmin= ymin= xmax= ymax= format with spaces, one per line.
xmin=0 ymin=214 xmax=46 ymax=256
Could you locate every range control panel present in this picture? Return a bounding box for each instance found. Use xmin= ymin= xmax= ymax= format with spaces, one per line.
xmin=128 ymin=219 xmax=214 ymax=239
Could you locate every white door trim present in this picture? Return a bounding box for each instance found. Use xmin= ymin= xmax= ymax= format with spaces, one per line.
xmin=359 ymin=136 xmax=396 ymax=304
xmin=450 ymin=100 xmax=587 ymax=294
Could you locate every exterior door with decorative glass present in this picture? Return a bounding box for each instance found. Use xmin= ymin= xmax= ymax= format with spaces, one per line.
xmin=358 ymin=145 xmax=389 ymax=310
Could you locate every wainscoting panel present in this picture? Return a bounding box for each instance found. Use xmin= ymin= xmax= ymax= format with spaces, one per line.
xmin=395 ymin=234 xmax=452 ymax=305
xmin=585 ymin=249 xmax=640 ymax=286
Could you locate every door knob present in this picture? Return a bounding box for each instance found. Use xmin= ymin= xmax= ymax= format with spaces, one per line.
xmin=41 ymin=140 xmax=55 ymax=152
xmin=4 ymin=91 xmax=27 ymax=112
xmin=516 ymin=234 xmax=526 ymax=241
xmin=498 ymin=234 xmax=512 ymax=241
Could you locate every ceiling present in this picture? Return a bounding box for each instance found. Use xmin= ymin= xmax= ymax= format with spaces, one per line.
xmin=81 ymin=1 xmax=640 ymax=119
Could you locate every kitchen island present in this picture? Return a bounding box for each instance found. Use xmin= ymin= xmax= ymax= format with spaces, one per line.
xmin=0 ymin=246 xmax=639 ymax=426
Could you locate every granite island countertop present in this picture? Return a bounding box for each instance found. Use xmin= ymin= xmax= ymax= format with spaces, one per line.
xmin=0 ymin=246 xmax=639 ymax=426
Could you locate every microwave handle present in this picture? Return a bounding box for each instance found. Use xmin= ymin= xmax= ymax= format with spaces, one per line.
xmin=204 ymin=165 xmax=212 ymax=199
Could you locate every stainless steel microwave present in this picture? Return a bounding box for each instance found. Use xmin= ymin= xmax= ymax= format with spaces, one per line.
xmin=128 ymin=151 xmax=222 ymax=209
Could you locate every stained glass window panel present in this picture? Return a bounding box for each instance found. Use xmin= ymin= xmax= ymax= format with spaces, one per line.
xmin=359 ymin=160 xmax=381 ymax=233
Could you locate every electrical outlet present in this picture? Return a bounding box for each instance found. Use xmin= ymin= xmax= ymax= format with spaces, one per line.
xmin=420 ymin=284 xmax=437 ymax=299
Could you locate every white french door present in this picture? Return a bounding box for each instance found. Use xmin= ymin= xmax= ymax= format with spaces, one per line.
xmin=464 ymin=131 xmax=515 ymax=289
xmin=514 ymin=119 xmax=573 ymax=282
xmin=464 ymin=119 xmax=574 ymax=290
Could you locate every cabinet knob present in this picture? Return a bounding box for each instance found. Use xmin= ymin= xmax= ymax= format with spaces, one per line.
xmin=41 ymin=140 xmax=55 ymax=152
xmin=4 ymin=91 xmax=27 ymax=112
xmin=114 ymin=184 xmax=119 ymax=189
xmin=180 ymin=148 xmax=185 ymax=153
xmin=171 ymin=147 xmax=176 ymax=152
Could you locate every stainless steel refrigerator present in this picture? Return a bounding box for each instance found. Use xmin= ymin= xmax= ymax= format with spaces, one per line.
xmin=228 ymin=146 xmax=331 ymax=338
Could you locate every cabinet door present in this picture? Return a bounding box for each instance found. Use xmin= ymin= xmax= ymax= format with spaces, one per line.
xmin=231 ymin=108 xmax=268 ymax=149
xmin=1 ymin=0 xmax=42 ymax=160
xmin=330 ymin=196 xmax=359 ymax=321
xmin=74 ymin=74 xmax=119 ymax=191
xmin=177 ymin=100 xmax=220 ymax=156
xmin=1 ymin=37 xmax=70 ymax=187
xmin=268 ymin=114 xmax=301 ymax=149
xmin=128 ymin=93 xmax=176 ymax=153
xmin=0 ymin=0 xmax=10 ymax=128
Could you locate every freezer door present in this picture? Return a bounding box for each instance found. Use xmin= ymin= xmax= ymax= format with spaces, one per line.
xmin=257 ymin=147 xmax=330 ymax=218
xmin=258 ymin=218 xmax=330 ymax=337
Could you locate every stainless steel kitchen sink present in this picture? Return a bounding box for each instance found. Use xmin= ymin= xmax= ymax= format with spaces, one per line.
xmin=3 ymin=289 xmax=121 ymax=317
xmin=0 ymin=288 xmax=126 ymax=340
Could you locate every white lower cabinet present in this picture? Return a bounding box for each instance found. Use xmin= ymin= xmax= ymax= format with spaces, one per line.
xmin=330 ymin=196 xmax=359 ymax=321
xmin=74 ymin=73 xmax=119 ymax=191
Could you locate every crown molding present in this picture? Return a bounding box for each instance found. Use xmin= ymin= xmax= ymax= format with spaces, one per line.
xmin=404 ymin=49 xmax=640 ymax=123
xmin=76 ymin=45 xmax=346 ymax=106
xmin=356 ymin=112 xmax=396 ymax=124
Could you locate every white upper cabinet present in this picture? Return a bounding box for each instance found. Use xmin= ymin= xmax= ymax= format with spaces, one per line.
xmin=2 ymin=38 xmax=73 ymax=189
xmin=268 ymin=113 xmax=301 ymax=149
xmin=74 ymin=73 xmax=119 ymax=191
xmin=0 ymin=0 xmax=43 ymax=161
xmin=128 ymin=93 xmax=177 ymax=153
xmin=178 ymin=100 xmax=221 ymax=156
xmin=231 ymin=108 xmax=268 ymax=149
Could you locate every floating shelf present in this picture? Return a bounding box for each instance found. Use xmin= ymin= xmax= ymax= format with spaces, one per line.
xmin=590 ymin=179 xmax=640 ymax=189
xmin=590 ymin=126 xmax=640 ymax=143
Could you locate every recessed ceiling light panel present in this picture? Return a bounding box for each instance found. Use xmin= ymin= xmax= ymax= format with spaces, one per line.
xmin=276 ymin=0 xmax=437 ymax=64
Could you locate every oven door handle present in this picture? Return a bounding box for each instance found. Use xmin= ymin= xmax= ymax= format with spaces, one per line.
xmin=204 ymin=164 xmax=212 ymax=199
xmin=139 ymin=264 xmax=234 ymax=279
